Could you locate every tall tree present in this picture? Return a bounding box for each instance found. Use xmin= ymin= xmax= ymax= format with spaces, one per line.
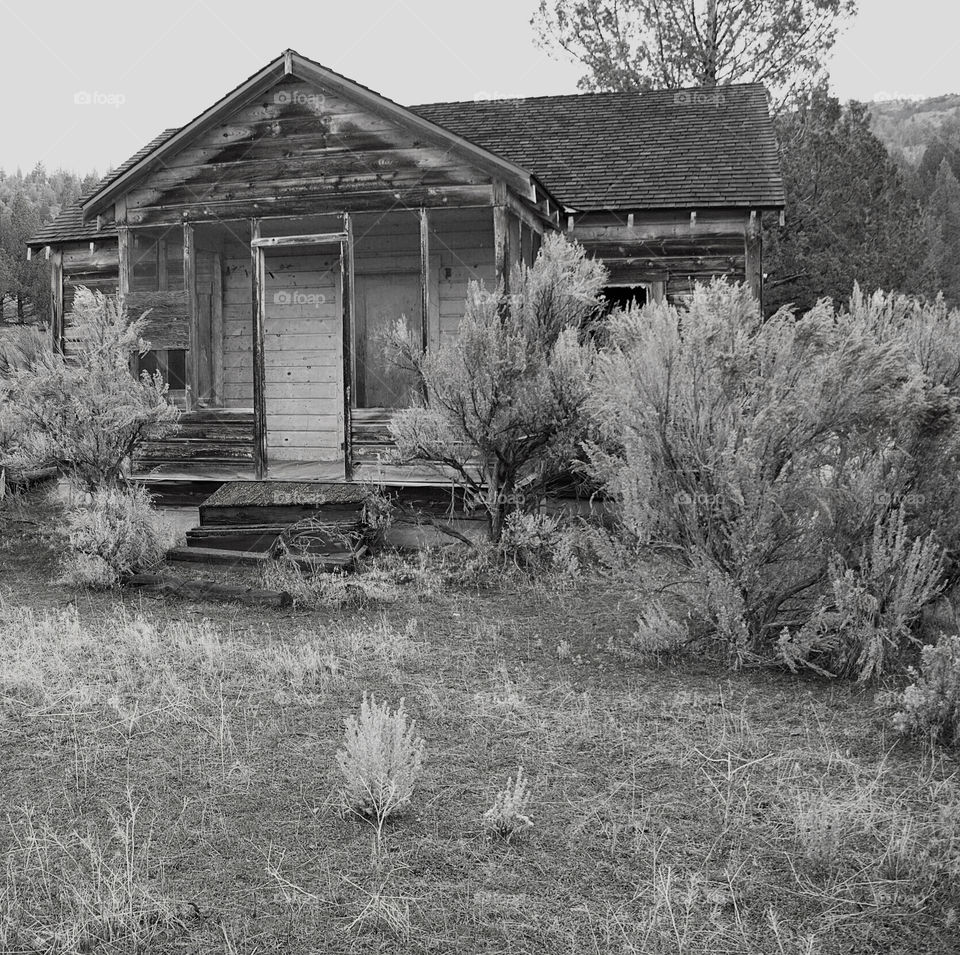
xmin=0 ymin=165 xmax=100 ymax=324
xmin=924 ymin=159 xmax=960 ymax=306
xmin=533 ymin=0 xmax=857 ymax=104
xmin=764 ymin=88 xmax=928 ymax=313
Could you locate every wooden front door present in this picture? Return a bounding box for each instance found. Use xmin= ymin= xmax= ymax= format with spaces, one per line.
xmin=261 ymin=248 xmax=343 ymax=465
xmin=354 ymin=272 xmax=422 ymax=408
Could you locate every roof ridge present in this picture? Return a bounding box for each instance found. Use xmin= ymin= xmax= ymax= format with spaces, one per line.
xmin=411 ymin=81 xmax=768 ymax=110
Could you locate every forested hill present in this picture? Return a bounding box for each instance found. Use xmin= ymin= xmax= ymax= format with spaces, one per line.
xmin=0 ymin=166 xmax=100 ymax=323
xmin=869 ymin=94 xmax=960 ymax=167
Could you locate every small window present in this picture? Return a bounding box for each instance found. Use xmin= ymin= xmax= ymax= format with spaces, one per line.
xmin=602 ymin=285 xmax=647 ymax=313
xmin=138 ymin=349 xmax=187 ymax=391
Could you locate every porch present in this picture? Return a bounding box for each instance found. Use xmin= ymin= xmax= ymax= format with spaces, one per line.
xmin=125 ymin=201 xmax=546 ymax=485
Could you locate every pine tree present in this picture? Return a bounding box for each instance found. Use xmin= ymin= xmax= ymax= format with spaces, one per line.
xmin=924 ymin=159 xmax=960 ymax=305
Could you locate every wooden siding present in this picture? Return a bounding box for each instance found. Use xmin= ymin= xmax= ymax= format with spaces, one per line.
xmin=433 ymin=208 xmax=495 ymax=345
xmin=262 ymin=249 xmax=343 ymax=462
xmin=133 ymin=409 xmax=254 ymax=473
xmin=571 ymin=208 xmax=751 ymax=305
xmin=222 ymin=238 xmax=255 ymax=409
xmin=60 ymin=243 xmax=119 ymax=323
xmin=121 ymin=76 xmax=496 ymax=227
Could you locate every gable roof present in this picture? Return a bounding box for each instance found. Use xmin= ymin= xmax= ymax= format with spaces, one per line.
xmin=78 ymin=50 xmax=542 ymax=221
xmin=412 ymin=83 xmax=784 ymax=211
xmin=27 ymin=129 xmax=179 ymax=248
xmin=29 ymin=56 xmax=784 ymax=249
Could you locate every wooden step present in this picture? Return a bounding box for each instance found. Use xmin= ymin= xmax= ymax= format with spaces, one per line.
xmin=186 ymin=525 xmax=283 ymax=553
xmin=167 ymin=546 xmax=360 ymax=572
xmin=186 ymin=519 xmax=362 ymax=554
xmin=168 ymin=546 xmax=270 ymax=566
xmin=198 ymin=481 xmax=372 ymax=527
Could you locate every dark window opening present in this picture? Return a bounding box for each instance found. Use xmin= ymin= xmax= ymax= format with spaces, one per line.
xmin=139 ymin=349 xmax=187 ymax=391
xmin=602 ymin=285 xmax=647 ymax=313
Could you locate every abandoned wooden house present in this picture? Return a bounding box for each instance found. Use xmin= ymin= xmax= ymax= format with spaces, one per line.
xmin=28 ymin=49 xmax=785 ymax=492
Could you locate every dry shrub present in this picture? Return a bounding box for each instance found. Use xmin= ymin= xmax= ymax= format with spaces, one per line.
xmin=10 ymin=287 xmax=178 ymax=489
xmin=390 ymin=234 xmax=602 ymax=541
xmin=893 ymin=632 xmax=960 ymax=746
xmin=483 ymin=766 xmax=534 ymax=842
xmin=60 ymin=484 xmax=173 ymax=588
xmin=591 ymin=281 xmax=957 ymax=679
xmin=630 ymin=600 xmax=692 ymax=663
xmin=780 ymin=508 xmax=945 ymax=680
xmin=336 ymin=693 xmax=425 ymax=829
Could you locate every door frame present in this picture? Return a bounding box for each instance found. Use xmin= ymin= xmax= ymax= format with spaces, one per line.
xmin=251 ymin=218 xmax=355 ymax=479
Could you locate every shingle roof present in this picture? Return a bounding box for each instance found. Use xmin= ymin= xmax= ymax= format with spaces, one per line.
xmin=412 ymin=83 xmax=784 ymax=211
xmin=30 ymin=80 xmax=783 ymax=247
xmin=27 ymin=129 xmax=180 ymax=248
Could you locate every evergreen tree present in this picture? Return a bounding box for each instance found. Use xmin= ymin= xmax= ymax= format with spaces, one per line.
xmin=924 ymin=160 xmax=960 ymax=306
xmin=764 ymin=88 xmax=928 ymax=313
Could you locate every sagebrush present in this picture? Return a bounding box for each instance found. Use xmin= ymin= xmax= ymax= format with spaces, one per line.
xmin=61 ymin=484 xmax=173 ymax=588
xmin=894 ymin=632 xmax=960 ymax=746
xmin=590 ymin=281 xmax=955 ymax=679
xmin=483 ymin=766 xmax=534 ymax=842
xmin=390 ymin=234 xmax=602 ymax=541
xmin=336 ymin=694 xmax=425 ymax=830
xmin=10 ymin=287 xmax=178 ymax=488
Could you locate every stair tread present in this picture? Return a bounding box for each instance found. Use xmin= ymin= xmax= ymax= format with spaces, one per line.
xmin=168 ymin=546 xmax=270 ymax=564
xmin=168 ymin=546 xmax=360 ymax=569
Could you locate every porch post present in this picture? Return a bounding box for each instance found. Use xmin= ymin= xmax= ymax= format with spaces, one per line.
xmin=251 ymin=219 xmax=267 ymax=479
xmin=341 ymin=213 xmax=355 ymax=481
xmin=419 ymin=207 xmax=430 ymax=354
xmin=183 ymin=223 xmax=199 ymax=411
xmin=50 ymin=249 xmax=63 ymax=353
xmin=117 ymin=226 xmax=131 ymax=298
xmin=493 ymin=181 xmax=510 ymax=294
xmin=745 ymin=210 xmax=763 ymax=309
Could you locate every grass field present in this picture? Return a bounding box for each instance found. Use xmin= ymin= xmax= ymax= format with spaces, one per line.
xmin=1 ymin=487 xmax=958 ymax=954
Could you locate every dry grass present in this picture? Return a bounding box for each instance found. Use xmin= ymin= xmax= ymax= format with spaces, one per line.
xmin=0 ymin=487 xmax=958 ymax=953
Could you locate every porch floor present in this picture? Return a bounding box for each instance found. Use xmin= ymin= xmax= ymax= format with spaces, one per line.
xmin=132 ymin=458 xmax=465 ymax=487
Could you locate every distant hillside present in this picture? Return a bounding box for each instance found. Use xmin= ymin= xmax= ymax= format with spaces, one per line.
xmin=869 ymin=94 xmax=960 ymax=166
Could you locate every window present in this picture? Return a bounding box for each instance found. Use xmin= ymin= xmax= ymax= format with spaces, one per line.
xmin=138 ymin=349 xmax=188 ymax=405
xmin=601 ymin=284 xmax=647 ymax=313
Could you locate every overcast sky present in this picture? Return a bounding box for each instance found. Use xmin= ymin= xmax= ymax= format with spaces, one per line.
xmin=0 ymin=0 xmax=955 ymax=176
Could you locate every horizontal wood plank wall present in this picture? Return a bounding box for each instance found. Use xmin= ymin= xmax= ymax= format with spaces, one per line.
xmin=221 ymin=237 xmax=255 ymax=409
xmin=133 ymin=409 xmax=254 ymax=473
xmin=61 ymin=243 xmax=119 ymax=319
xmin=571 ymin=208 xmax=749 ymax=304
xmin=122 ymin=76 xmax=495 ymax=226
xmin=434 ymin=208 xmax=495 ymax=345
xmin=262 ymin=249 xmax=342 ymax=462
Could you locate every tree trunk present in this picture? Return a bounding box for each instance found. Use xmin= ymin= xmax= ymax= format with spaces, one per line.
xmin=485 ymin=463 xmax=513 ymax=543
xmin=703 ymin=0 xmax=719 ymax=86
xmin=16 ymin=291 xmax=24 ymax=321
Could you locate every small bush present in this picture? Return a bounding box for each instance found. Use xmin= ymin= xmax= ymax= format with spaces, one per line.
xmin=483 ymin=766 xmax=534 ymax=842
xmin=781 ymin=508 xmax=945 ymax=681
xmin=11 ymin=288 xmax=178 ymax=489
xmin=389 ymin=233 xmax=602 ymax=541
xmin=262 ymin=558 xmax=401 ymax=609
xmin=61 ymin=485 xmax=172 ymax=589
xmin=336 ymin=694 xmax=425 ymax=829
xmin=630 ymin=600 xmax=691 ymax=663
xmin=499 ymin=511 xmax=583 ymax=576
xmin=893 ymin=632 xmax=960 ymax=746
